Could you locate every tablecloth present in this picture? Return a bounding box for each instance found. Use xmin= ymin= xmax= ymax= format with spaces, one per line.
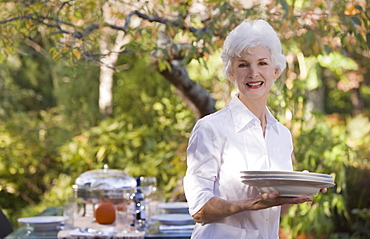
xmin=57 ymin=216 xmax=145 ymax=239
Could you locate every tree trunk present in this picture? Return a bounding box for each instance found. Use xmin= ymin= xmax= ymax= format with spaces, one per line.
xmin=159 ymin=60 xmax=216 ymax=119
xmin=98 ymin=2 xmax=130 ymax=118
xmin=350 ymin=86 xmax=364 ymax=115
xmin=307 ymin=86 xmax=325 ymax=114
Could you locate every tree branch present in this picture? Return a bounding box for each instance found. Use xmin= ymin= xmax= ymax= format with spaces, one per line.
xmin=0 ymin=8 xmax=208 ymax=40
xmin=123 ymin=10 xmax=208 ymax=34
xmin=0 ymin=15 xmax=73 ymax=35
xmin=158 ymin=60 xmax=216 ymax=119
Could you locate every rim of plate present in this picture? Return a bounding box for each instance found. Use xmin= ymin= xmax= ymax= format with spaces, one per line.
xmin=151 ymin=213 xmax=194 ymax=222
xmin=240 ymin=177 xmax=333 ymax=184
xmin=240 ymin=170 xmax=332 ymax=178
xmin=18 ymin=216 xmax=65 ymax=224
xmin=241 ymin=179 xmax=335 ymax=188
xmin=158 ymin=202 xmax=189 ymax=209
xmin=240 ymin=175 xmax=333 ymax=182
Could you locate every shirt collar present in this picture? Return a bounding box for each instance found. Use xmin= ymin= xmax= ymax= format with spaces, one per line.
xmin=266 ymin=107 xmax=279 ymax=134
xmin=228 ymin=94 xmax=280 ymax=134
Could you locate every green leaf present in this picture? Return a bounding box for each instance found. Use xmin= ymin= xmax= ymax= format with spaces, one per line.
xmin=157 ymin=59 xmax=171 ymax=72
xmin=203 ymin=46 xmax=211 ymax=54
xmin=324 ymin=45 xmax=331 ymax=54
xmin=278 ymin=0 xmax=289 ymax=16
xmin=354 ymin=4 xmax=363 ymax=11
xmin=351 ymin=16 xmax=362 ymax=26
xmin=220 ymin=2 xmax=228 ymax=13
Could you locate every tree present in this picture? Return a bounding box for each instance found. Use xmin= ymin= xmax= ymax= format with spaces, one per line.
xmin=1 ymin=0 xmax=368 ymax=119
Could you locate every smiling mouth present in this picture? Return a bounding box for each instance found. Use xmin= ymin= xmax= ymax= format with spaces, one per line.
xmin=246 ymin=81 xmax=263 ymax=87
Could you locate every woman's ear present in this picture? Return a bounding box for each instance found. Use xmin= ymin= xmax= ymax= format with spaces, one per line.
xmin=273 ymin=68 xmax=281 ymax=78
xmin=229 ymin=73 xmax=235 ymax=83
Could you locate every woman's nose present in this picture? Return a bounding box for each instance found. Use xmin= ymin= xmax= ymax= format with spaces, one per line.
xmin=248 ymin=68 xmax=259 ymax=78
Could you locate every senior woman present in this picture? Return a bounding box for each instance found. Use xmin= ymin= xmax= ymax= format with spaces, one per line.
xmin=183 ymin=19 xmax=318 ymax=239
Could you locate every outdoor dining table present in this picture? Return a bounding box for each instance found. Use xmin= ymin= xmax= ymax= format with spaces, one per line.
xmin=5 ymin=207 xmax=192 ymax=239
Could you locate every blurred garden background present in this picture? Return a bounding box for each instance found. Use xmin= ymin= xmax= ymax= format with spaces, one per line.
xmin=0 ymin=0 xmax=369 ymax=238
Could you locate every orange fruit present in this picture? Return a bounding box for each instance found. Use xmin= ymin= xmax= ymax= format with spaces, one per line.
xmin=95 ymin=202 xmax=116 ymax=224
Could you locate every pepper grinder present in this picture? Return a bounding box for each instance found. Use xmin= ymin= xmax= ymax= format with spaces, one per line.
xmin=133 ymin=176 xmax=146 ymax=231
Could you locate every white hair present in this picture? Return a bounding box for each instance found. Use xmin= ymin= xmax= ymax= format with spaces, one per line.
xmin=220 ymin=19 xmax=286 ymax=80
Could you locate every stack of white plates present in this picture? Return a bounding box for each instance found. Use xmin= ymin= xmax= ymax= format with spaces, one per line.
xmin=18 ymin=216 xmax=64 ymax=231
xmin=151 ymin=202 xmax=195 ymax=231
xmin=151 ymin=214 xmax=194 ymax=226
xmin=158 ymin=202 xmax=189 ymax=214
xmin=240 ymin=170 xmax=335 ymax=197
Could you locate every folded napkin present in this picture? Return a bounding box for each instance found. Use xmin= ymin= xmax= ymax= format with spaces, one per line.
xmin=69 ymin=227 xmax=115 ymax=237
xmin=159 ymin=224 xmax=195 ymax=233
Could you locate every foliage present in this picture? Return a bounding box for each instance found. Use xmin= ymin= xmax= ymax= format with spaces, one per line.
xmin=0 ymin=45 xmax=54 ymax=115
xmin=51 ymin=62 xmax=101 ymax=131
xmin=346 ymin=114 xmax=370 ymax=161
xmin=281 ymin=112 xmax=369 ymax=239
xmin=0 ymin=110 xmax=71 ymax=224
xmin=267 ymin=43 xmax=369 ymax=237
xmin=280 ymin=113 xmax=351 ymax=238
xmin=351 ymin=208 xmax=370 ymax=238
xmin=58 ymin=52 xmax=194 ymax=192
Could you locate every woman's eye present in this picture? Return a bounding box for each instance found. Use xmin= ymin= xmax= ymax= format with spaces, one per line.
xmin=238 ymin=63 xmax=249 ymax=67
xmin=259 ymin=62 xmax=268 ymax=65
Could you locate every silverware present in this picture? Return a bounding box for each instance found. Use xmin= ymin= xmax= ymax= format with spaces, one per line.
xmin=79 ymin=227 xmax=103 ymax=235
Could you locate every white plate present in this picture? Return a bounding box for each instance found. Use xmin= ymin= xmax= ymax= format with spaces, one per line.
xmin=240 ymin=170 xmax=332 ymax=178
xmin=18 ymin=216 xmax=64 ymax=231
xmin=259 ymin=183 xmax=333 ymax=197
xmin=159 ymin=202 xmax=189 ymax=214
xmin=241 ymin=178 xmax=335 ymax=197
xmin=241 ymin=179 xmax=335 ymax=187
xmin=151 ymin=214 xmax=194 ymax=225
xmin=240 ymin=175 xmax=334 ymax=183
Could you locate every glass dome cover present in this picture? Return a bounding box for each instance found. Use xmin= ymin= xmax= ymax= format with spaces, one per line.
xmin=74 ymin=165 xmax=137 ymax=190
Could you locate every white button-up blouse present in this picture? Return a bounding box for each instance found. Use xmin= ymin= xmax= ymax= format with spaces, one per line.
xmin=183 ymin=94 xmax=294 ymax=239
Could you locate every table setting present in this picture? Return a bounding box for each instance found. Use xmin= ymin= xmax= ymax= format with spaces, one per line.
xmin=11 ymin=165 xmax=194 ymax=239
xmin=12 ymin=168 xmax=333 ymax=239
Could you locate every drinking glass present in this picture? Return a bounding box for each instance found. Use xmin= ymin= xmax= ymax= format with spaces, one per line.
xmin=63 ymin=201 xmax=78 ymax=229
xmin=139 ymin=176 xmax=157 ymax=198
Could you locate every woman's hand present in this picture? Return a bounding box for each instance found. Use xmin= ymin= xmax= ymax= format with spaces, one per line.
xmin=247 ymin=191 xmax=311 ymax=211
xmin=192 ymin=191 xmax=311 ymax=224
xmin=281 ymin=188 xmax=327 ymax=215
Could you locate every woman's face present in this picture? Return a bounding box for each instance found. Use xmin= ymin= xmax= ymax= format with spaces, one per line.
xmin=230 ymin=45 xmax=281 ymax=104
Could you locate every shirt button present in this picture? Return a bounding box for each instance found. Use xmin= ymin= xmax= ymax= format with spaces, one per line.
xmin=264 ymin=218 xmax=268 ymax=221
